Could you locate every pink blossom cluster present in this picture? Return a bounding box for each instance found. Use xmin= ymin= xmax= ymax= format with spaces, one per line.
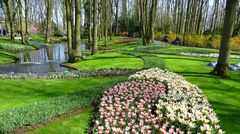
xmin=94 ymin=80 xmax=184 ymax=134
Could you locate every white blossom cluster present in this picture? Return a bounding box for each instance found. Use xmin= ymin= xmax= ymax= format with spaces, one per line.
xmin=129 ymin=68 xmax=224 ymax=134
xmin=179 ymin=52 xmax=240 ymax=59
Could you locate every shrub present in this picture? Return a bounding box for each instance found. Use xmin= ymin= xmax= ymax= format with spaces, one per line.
xmin=154 ymin=32 xmax=165 ymax=41
xmin=231 ymin=35 xmax=240 ymax=51
xmin=184 ymin=34 xmax=209 ymax=48
xmin=154 ymin=32 xmax=240 ymax=50
xmin=119 ymin=32 xmax=129 ymax=37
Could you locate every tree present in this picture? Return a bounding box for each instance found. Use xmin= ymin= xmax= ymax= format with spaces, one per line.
xmin=86 ymin=0 xmax=92 ymax=43
xmin=211 ymin=0 xmax=238 ymax=78
xmin=104 ymin=0 xmax=108 ymax=46
xmin=3 ymin=0 xmax=14 ymax=40
xmin=45 ymin=0 xmax=53 ymax=43
xmin=74 ymin=0 xmax=82 ymax=61
xmin=17 ymin=0 xmax=25 ymax=44
xmin=139 ymin=0 xmax=158 ymax=45
xmin=65 ymin=0 xmax=74 ymax=62
xmin=91 ymin=0 xmax=98 ymax=55
xmin=25 ymin=0 xmax=30 ymax=44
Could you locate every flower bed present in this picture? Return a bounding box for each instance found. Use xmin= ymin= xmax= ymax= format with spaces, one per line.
xmin=93 ymin=68 xmax=224 ymax=134
xmin=130 ymin=68 xmax=224 ymax=134
xmin=179 ymin=52 xmax=240 ymax=59
xmin=93 ymin=80 xmax=185 ymax=133
xmin=0 ymin=68 xmax=138 ymax=79
xmin=107 ymin=40 xmax=138 ymax=45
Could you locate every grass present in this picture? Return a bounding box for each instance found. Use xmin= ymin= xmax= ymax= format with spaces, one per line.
xmin=158 ymin=54 xmax=240 ymax=134
xmin=70 ymin=52 xmax=144 ymax=69
xmin=0 ymin=38 xmax=24 ymax=45
xmin=30 ymin=35 xmax=61 ymax=43
xmin=0 ymin=56 xmax=11 ymax=62
xmin=0 ymin=76 xmax=126 ymax=111
xmin=30 ymin=35 xmax=45 ymax=43
xmin=28 ymin=108 xmax=92 ymax=134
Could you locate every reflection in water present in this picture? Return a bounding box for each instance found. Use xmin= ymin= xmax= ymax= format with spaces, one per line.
xmin=0 ymin=42 xmax=89 ymax=74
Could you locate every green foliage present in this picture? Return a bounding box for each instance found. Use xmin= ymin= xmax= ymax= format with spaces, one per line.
xmin=52 ymin=31 xmax=63 ymax=37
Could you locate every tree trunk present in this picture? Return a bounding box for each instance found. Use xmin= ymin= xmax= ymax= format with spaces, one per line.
xmin=91 ymin=0 xmax=98 ymax=55
xmin=149 ymin=0 xmax=158 ymax=44
xmin=115 ymin=0 xmax=119 ymax=35
xmin=25 ymin=0 xmax=29 ymax=44
xmin=74 ymin=0 xmax=82 ymax=61
xmin=196 ymin=0 xmax=204 ymax=35
xmin=45 ymin=0 xmax=53 ymax=43
xmin=104 ymin=0 xmax=108 ymax=46
xmin=17 ymin=0 xmax=25 ymax=44
xmin=65 ymin=0 xmax=74 ymax=62
xmin=88 ymin=0 xmax=92 ymax=43
xmin=211 ymin=0 xmax=238 ymax=78
xmin=5 ymin=0 xmax=14 ymax=40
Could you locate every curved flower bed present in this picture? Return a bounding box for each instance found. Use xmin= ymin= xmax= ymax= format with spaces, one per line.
xmin=179 ymin=52 xmax=240 ymax=59
xmin=0 ymin=68 xmax=138 ymax=79
xmin=130 ymin=68 xmax=224 ymax=134
xmin=93 ymin=68 xmax=224 ymax=134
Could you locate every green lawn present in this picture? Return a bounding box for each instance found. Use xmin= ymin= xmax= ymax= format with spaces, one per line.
xmin=28 ymin=108 xmax=92 ymax=134
xmin=0 ymin=76 xmax=126 ymax=111
xmin=158 ymin=54 xmax=240 ymax=134
xmin=70 ymin=52 xmax=143 ymax=69
xmin=30 ymin=35 xmax=45 ymax=43
xmin=0 ymin=56 xmax=11 ymax=62
xmin=0 ymin=38 xmax=23 ymax=45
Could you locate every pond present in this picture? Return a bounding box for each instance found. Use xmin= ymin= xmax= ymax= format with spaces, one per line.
xmin=0 ymin=42 xmax=90 ymax=74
